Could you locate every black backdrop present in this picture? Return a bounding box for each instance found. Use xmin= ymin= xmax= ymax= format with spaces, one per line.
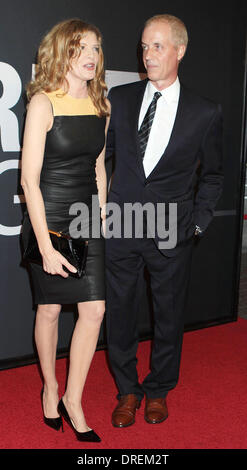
xmin=0 ymin=0 xmax=246 ymax=369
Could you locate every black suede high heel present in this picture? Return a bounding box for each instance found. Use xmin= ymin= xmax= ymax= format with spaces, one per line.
xmin=41 ymin=389 xmax=63 ymax=432
xmin=57 ymin=398 xmax=101 ymax=442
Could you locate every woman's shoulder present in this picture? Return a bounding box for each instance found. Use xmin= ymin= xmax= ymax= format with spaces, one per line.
xmin=26 ymin=92 xmax=53 ymax=123
xmin=28 ymin=91 xmax=53 ymax=110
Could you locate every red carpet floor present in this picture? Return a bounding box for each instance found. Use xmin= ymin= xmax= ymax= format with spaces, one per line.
xmin=1 ymin=318 xmax=247 ymax=449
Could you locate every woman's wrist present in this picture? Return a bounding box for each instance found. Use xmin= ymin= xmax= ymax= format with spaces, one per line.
xmin=39 ymin=239 xmax=54 ymax=257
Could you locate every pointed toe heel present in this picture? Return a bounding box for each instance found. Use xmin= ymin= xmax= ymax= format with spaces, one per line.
xmin=44 ymin=415 xmax=63 ymax=431
xmin=41 ymin=388 xmax=63 ymax=432
xmin=57 ymin=398 xmax=101 ymax=442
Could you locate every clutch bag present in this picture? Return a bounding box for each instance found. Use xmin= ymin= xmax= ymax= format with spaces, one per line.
xmin=22 ymin=226 xmax=88 ymax=278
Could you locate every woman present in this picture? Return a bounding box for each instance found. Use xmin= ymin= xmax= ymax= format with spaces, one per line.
xmin=21 ymin=18 xmax=110 ymax=442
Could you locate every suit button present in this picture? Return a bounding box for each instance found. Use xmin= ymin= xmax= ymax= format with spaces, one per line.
xmin=145 ymin=181 xmax=150 ymax=187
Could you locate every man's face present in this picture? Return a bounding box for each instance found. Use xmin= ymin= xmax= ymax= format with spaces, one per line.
xmin=141 ymin=21 xmax=185 ymax=90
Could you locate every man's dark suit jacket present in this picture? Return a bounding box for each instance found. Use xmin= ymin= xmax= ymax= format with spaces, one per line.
xmin=106 ymin=78 xmax=223 ymax=256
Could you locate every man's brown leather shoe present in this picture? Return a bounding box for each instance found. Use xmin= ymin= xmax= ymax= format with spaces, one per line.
xmin=112 ymin=394 xmax=141 ymax=427
xmin=144 ymin=398 xmax=168 ymax=424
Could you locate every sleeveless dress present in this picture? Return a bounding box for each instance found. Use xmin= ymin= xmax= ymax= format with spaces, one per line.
xmin=22 ymin=89 xmax=106 ymax=305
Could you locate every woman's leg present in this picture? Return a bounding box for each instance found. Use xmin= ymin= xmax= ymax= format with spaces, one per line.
xmin=35 ymin=303 xmax=61 ymax=418
xmin=62 ymin=300 xmax=105 ymax=432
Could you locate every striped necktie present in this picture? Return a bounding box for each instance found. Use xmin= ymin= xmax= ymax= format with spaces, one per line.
xmin=138 ymin=91 xmax=162 ymax=160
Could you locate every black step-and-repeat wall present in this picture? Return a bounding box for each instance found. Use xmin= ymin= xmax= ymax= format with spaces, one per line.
xmin=0 ymin=0 xmax=246 ymax=369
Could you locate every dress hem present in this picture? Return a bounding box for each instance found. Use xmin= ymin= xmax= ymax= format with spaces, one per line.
xmin=34 ymin=296 xmax=105 ymax=305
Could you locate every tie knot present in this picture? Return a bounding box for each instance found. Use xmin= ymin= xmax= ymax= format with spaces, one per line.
xmin=153 ymin=91 xmax=162 ymax=102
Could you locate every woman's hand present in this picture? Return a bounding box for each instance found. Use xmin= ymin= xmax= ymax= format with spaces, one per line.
xmin=42 ymin=247 xmax=77 ymax=278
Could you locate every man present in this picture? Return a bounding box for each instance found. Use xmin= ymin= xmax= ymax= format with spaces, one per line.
xmin=105 ymin=14 xmax=223 ymax=427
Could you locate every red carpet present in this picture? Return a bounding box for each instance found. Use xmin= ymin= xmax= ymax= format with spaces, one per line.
xmin=1 ymin=318 xmax=247 ymax=449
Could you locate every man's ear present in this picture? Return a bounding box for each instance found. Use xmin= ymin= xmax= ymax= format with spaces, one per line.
xmin=177 ymin=44 xmax=186 ymax=62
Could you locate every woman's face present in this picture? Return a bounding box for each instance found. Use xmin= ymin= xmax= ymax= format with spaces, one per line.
xmin=68 ymin=31 xmax=100 ymax=83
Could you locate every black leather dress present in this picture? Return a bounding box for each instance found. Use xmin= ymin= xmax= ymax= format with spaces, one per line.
xmin=22 ymin=92 xmax=106 ymax=305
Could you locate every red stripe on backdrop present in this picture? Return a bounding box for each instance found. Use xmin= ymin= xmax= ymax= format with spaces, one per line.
xmin=1 ymin=318 xmax=247 ymax=449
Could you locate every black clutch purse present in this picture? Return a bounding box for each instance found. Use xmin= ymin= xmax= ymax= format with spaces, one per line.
xmin=22 ymin=226 xmax=88 ymax=278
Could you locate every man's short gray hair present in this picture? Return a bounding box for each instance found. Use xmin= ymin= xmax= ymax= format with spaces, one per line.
xmin=144 ymin=14 xmax=188 ymax=51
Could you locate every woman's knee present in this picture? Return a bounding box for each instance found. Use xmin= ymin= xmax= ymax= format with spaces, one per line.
xmin=37 ymin=304 xmax=61 ymax=322
xmin=78 ymin=301 xmax=105 ymax=325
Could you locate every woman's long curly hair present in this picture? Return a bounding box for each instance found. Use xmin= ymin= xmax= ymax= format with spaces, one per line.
xmin=26 ymin=18 xmax=109 ymax=116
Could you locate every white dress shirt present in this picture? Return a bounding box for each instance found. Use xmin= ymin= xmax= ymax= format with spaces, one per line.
xmin=138 ymin=77 xmax=180 ymax=177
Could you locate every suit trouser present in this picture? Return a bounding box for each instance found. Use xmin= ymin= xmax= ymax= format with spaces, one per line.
xmin=105 ymin=234 xmax=193 ymax=402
